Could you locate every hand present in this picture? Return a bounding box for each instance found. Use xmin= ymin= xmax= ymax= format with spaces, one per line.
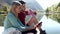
xmin=33 ymin=11 xmax=37 ymax=15
xmin=34 ymin=22 xmax=42 ymax=28
xmin=29 ymin=9 xmax=37 ymax=15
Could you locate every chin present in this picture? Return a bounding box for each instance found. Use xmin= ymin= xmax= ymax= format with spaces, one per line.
xmin=22 ymin=10 xmax=25 ymax=11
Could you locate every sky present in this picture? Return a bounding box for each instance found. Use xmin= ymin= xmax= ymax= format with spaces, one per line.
xmin=0 ymin=0 xmax=60 ymax=10
xmin=36 ymin=0 xmax=60 ymax=10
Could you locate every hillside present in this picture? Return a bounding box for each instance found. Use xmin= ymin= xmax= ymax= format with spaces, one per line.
xmin=46 ymin=2 xmax=60 ymax=23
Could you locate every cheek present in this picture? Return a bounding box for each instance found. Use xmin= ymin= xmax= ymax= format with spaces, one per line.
xmin=15 ymin=9 xmax=19 ymax=13
xmin=15 ymin=10 xmax=18 ymax=13
xmin=22 ymin=7 xmax=25 ymax=10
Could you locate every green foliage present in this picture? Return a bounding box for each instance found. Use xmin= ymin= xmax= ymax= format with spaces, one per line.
xmin=57 ymin=3 xmax=60 ymax=7
xmin=3 ymin=6 xmax=7 ymax=11
xmin=45 ymin=8 xmax=49 ymax=18
xmin=45 ymin=2 xmax=60 ymax=23
xmin=0 ymin=14 xmax=7 ymax=26
xmin=0 ymin=5 xmax=8 ymax=26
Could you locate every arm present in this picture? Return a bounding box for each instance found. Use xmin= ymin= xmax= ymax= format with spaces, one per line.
xmin=25 ymin=10 xmax=37 ymax=15
xmin=8 ymin=13 xmax=35 ymax=31
xmin=25 ymin=11 xmax=29 ymax=15
xmin=32 ymin=11 xmax=37 ymax=15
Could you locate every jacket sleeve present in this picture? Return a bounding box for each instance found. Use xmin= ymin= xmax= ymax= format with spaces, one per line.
xmin=8 ymin=14 xmax=28 ymax=31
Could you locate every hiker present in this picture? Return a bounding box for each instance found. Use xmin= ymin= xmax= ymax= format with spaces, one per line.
xmin=18 ymin=1 xmax=43 ymax=34
xmin=3 ymin=0 xmax=46 ymax=34
xmin=3 ymin=1 xmax=37 ymax=34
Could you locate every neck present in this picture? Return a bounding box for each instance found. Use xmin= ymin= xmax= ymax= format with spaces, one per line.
xmin=14 ymin=12 xmax=18 ymax=18
xmin=21 ymin=10 xmax=25 ymax=12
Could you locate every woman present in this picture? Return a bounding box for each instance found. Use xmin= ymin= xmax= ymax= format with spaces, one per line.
xmin=3 ymin=1 xmax=36 ymax=34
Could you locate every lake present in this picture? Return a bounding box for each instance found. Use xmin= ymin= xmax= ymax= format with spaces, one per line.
xmin=0 ymin=15 xmax=60 ymax=34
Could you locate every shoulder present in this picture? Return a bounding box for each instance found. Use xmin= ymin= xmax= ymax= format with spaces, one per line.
xmin=6 ymin=13 xmax=15 ymax=19
xmin=6 ymin=13 xmax=18 ymax=22
xmin=7 ymin=13 xmax=14 ymax=17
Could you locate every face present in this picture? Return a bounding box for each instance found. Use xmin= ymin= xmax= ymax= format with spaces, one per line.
xmin=21 ymin=4 xmax=26 ymax=11
xmin=15 ymin=4 xmax=26 ymax=14
xmin=15 ymin=6 xmax=22 ymax=13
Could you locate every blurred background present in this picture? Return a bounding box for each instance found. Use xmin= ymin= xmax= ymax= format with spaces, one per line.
xmin=0 ymin=0 xmax=60 ymax=34
xmin=0 ymin=0 xmax=60 ymax=26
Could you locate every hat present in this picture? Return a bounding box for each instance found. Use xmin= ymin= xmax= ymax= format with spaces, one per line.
xmin=13 ymin=1 xmax=22 ymax=5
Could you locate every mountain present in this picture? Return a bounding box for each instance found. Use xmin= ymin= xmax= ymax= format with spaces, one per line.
xmin=0 ymin=0 xmax=44 ymax=11
xmin=24 ymin=0 xmax=44 ymax=11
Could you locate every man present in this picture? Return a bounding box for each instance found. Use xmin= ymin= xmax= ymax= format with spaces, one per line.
xmin=18 ymin=1 xmax=44 ymax=34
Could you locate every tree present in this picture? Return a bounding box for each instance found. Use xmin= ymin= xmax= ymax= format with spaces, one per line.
xmin=3 ymin=6 xmax=7 ymax=11
xmin=45 ymin=8 xmax=49 ymax=18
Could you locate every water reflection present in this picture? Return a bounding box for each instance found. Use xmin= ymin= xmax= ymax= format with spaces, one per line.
xmin=40 ymin=15 xmax=60 ymax=34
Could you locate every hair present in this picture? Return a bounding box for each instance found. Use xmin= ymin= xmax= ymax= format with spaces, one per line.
xmin=19 ymin=1 xmax=26 ymax=4
xmin=10 ymin=1 xmax=26 ymax=14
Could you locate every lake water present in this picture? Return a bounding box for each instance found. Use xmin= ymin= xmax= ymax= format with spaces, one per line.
xmin=40 ymin=15 xmax=60 ymax=34
xmin=0 ymin=15 xmax=60 ymax=34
